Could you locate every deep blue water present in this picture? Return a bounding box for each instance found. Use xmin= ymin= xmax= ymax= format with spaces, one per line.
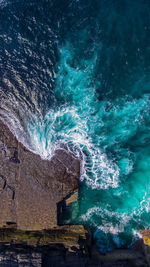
xmin=1 ymin=0 xmax=150 ymax=252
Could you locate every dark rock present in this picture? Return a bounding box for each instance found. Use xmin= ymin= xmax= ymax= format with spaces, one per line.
xmin=0 ymin=226 xmax=92 ymax=267
xmin=10 ymin=147 xmax=20 ymax=164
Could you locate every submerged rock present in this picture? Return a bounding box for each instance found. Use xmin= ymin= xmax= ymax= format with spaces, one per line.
xmin=0 ymin=119 xmax=80 ymax=230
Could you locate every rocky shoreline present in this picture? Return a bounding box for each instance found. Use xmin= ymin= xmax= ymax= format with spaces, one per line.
xmin=0 ymin=118 xmax=80 ymax=230
xmin=0 ymin=118 xmax=150 ymax=266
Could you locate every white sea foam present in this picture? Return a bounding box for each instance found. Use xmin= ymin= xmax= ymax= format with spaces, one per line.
xmin=1 ymin=0 xmax=150 ymax=252
xmin=24 ymin=103 xmax=120 ymax=190
xmin=133 ymin=230 xmax=142 ymax=239
xmin=80 ymin=206 xmax=135 ymax=235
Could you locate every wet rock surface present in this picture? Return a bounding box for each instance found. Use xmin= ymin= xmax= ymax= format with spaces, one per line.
xmin=0 ymin=118 xmax=80 ymax=230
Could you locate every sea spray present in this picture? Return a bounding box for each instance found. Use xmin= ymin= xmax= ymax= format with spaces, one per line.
xmin=27 ymin=40 xmax=150 ymax=251
xmin=1 ymin=0 xmax=150 ymax=252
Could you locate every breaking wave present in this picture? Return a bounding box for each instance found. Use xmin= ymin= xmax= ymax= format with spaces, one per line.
xmin=1 ymin=0 xmax=150 ymax=252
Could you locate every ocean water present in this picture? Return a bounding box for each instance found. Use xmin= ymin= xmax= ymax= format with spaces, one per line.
xmin=1 ymin=0 xmax=150 ymax=252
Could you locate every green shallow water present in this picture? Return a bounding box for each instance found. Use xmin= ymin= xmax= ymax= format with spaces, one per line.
xmin=1 ymin=0 xmax=150 ymax=252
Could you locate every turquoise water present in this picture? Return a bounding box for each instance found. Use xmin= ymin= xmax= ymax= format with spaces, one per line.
xmin=1 ymin=0 xmax=150 ymax=252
